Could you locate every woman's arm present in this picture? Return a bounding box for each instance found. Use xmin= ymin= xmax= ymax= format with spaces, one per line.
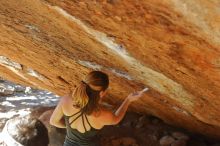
xmin=112 ymin=97 xmax=131 ymax=124
xmin=50 ymin=98 xmax=66 ymax=128
xmin=102 ymin=91 xmax=144 ymax=125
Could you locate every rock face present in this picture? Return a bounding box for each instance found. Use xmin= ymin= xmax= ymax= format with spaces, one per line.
xmin=0 ymin=0 xmax=220 ymax=138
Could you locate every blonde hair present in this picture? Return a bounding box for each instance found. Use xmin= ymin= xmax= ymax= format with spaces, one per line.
xmin=71 ymin=71 xmax=109 ymax=114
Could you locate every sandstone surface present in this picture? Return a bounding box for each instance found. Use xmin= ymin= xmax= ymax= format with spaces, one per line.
xmin=0 ymin=0 xmax=220 ymax=138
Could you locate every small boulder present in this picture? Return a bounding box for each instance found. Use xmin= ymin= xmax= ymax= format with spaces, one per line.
xmin=171 ymin=139 xmax=187 ymax=146
xmin=14 ymin=85 xmax=26 ymax=92
xmin=172 ymin=132 xmax=189 ymax=141
xmin=0 ymin=77 xmax=4 ymax=83
xmin=24 ymin=87 xmax=32 ymax=94
xmin=159 ymin=135 xmax=175 ymax=146
xmin=0 ymin=84 xmax=15 ymax=96
xmin=38 ymin=109 xmax=66 ymax=146
xmin=135 ymin=122 xmax=144 ymax=129
xmin=138 ymin=115 xmax=146 ymax=123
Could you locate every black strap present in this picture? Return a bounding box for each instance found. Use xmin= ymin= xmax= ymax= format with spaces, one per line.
xmin=68 ymin=109 xmax=82 ymax=117
xmin=68 ymin=109 xmax=93 ymax=132
xmin=85 ymin=114 xmax=93 ymax=129
xmin=69 ymin=112 xmax=83 ymax=125
xmin=82 ymin=114 xmax=87 ymax=132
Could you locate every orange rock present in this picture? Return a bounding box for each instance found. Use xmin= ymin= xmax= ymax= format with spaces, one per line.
xmin=0 ymin=0 xmax=220 ymax=139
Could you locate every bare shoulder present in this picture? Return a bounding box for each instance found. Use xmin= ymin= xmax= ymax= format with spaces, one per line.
xmin=60 ymin=94 xmax=71 ymax=104
xmin=96 ymin=107 xmax=114 ymax=122
xmin=59 ymin=94 xmax=80 ymax=116
xmin=99 ymin=107 xmax=113 ymax=115
xmin=58 ymin=94 xmax=73 ymax=111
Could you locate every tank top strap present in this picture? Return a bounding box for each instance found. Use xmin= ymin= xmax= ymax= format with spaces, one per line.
xmin=82 ymin=114 xmax=88 ymax=132
xmin=67 ymin=109 xmax=82 ymax=117
xmin=69 ymin=112 xmax=83 ymax=125
xmin=85 ymin=114 xmax=93 ymax=129
xmin=68 ymin=109 xmax=83 ymax=125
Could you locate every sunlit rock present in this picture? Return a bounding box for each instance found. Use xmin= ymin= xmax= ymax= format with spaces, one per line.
xmin=0 ymin=0 xmax=220 ymax=138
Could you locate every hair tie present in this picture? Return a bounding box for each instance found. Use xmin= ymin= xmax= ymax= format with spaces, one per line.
xmin=81 ymin=80 xmax=102 ymax=91
xmin=81 ymin=80 xmax=87 ymax=85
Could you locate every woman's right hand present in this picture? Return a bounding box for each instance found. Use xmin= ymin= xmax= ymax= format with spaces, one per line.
xmin=126 ymin=90 xmax=144 ymax=102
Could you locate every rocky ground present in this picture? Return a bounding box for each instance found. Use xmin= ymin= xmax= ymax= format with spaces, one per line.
xmin=0 ymin=79 xmax=59 ymax=130
xmin=0 ymin=79 xmax=219 ymax=146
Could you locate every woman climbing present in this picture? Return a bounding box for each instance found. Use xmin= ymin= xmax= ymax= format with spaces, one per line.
xmin=50 ymin=71 xmax=145 ymax=146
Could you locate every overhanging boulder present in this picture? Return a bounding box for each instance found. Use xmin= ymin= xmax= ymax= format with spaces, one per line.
xmin=0 ymin=0 xmax=220 ymax=138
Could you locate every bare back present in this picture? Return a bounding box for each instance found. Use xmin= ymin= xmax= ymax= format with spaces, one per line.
xmin=61 ymin=96 xmax=105 ymax=133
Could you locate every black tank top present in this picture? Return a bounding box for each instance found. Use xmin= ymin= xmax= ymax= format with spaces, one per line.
xmin=64 ymin=109 xmax=100 ymax=146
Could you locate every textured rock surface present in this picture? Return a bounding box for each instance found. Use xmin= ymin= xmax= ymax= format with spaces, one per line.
xmin=0 ymin=0 xmax=220 ymax=138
